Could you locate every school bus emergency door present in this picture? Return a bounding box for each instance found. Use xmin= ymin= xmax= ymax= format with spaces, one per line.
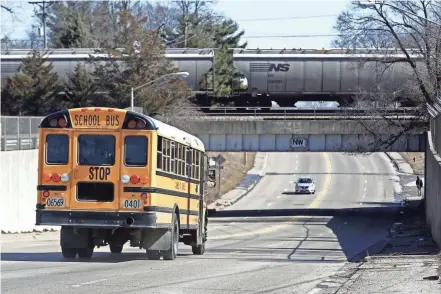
xmin=68 ymin=108 xmax=127 ymax=211
xmin=70 ymin=130 xmax=121 ymax=211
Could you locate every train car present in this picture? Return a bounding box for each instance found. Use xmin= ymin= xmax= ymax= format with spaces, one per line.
xmin=232 ymin=48 xmax=421 ymax=107
xmin=0 ymin=48 xmax=214 ymax=95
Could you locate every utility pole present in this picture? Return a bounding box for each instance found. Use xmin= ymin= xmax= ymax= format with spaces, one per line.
xmin=29 ymin=0 xmax=53 ymax=49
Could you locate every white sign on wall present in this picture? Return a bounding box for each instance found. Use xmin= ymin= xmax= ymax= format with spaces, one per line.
xmin=290 ymin=137 xmax=308 ymax=149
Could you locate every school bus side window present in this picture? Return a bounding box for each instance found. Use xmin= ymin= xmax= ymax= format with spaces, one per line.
xmin=157 ymin=137 xmax=162 ymax=170
xmin=125 ymin=136 xmax=148 ymax=166
xmin=45 ymin=134 xmax=69 ymax=165
xmin=162 ymin=138 xmax=170 ymax=172
xmin=195 ymin=150 xmax=200 ymax=180
xmin=171 ymin=142 xmax=176 ymax=174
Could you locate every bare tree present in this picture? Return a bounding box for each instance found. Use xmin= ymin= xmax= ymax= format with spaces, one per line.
xmin=89 ymin=10 xmax=191 ymax=115
xmin=333 ymin=0 xmax=441 ymax=150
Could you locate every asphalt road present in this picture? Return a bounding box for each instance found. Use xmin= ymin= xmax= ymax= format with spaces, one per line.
xmin=1 ymin=152 xmax=400 ymax=294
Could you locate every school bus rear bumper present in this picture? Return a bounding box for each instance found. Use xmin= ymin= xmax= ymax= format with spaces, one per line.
xmin=35 ymin=209 xmax=167 ymax=229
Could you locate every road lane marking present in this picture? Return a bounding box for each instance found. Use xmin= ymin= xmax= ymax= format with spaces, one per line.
xmin=71 ymin=279 xmax=107 ymax=288
xmin=267 ymin=203 xmax=272 ymax=207
xmin=277 ymin=196 xmax=281 ymax=199
xmin=211 ymin=152 xmax=332 ymax=240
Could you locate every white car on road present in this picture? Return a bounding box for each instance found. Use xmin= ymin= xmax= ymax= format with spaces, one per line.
xmin=295 ymin=177 xmax=316 ymax=194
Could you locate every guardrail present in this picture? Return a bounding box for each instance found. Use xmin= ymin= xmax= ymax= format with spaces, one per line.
xmin=1 ymin=116 xmax=43 ymax=151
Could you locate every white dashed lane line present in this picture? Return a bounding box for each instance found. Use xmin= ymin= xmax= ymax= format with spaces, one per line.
xmin=359 ymin=161 xmax=368 ymax=206
xmin=71 ymin=279 xmax=107 ymax=288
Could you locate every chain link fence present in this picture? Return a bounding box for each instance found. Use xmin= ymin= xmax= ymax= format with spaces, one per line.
xmin=1 ymin=116 xmax=44 ymax=151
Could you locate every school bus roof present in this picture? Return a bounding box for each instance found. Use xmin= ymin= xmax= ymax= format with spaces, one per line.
xmin=150 ymin=117 xmax=205 ymax=150
xmin=39 ymin=107 xmax=205 ymax=151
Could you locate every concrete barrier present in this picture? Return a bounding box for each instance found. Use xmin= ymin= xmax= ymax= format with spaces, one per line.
xmin=425 ymin=130 xmax=441 ymax=247
xmin=0 ymin=150 xmax=59 ymax=233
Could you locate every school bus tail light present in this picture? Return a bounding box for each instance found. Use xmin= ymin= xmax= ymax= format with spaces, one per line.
xmin=60 ymin=173 xmax=70 ymax=182
xmin=121 ymin=175 xmax=130 ymax=184
xmin=136 ymin=120 xmax=146 ymax=128
xmin=141 ymin=193 xmax=150 ymax=205
xmin=43 ymin=191 xmax=50 ymax=197
xmin=127 ymin=120 xmax=137 ymax=129
xmin=48 ymin=116 xmax=68 ymax=128
xmin=40 ymin=111 xmax=72 ymax=129
xmin=124 ymin=118 xmax=148 ymax=129
xmin=130 ymin=175 xmax=140 ymax=184
xmin=51 ymin=173 xmax=61 ymax=182
xmin=43 ymin=172 xmax=52 ymax=182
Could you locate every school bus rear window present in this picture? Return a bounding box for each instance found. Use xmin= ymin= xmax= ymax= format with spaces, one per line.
xmin=125 ymin=136 xmax=148 ymax=166
xmin=78 ymin=135 xmax=115 ymax=166
xmin=45 ymin=134 xmax=69 ymax=165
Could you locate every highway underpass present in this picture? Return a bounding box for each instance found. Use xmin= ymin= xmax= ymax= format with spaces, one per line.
xmin=1 ymin=151 xmax=414 ymax=293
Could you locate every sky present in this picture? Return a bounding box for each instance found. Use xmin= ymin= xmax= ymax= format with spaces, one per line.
xmin=0 ymin=0 xmax=350 ymax=49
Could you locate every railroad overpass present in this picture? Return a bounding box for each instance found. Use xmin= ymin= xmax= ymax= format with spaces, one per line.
xmin=186 ymin=118 xmax=426 ymax=152
xmin=1 ymin=109 xmax=426 ymax=152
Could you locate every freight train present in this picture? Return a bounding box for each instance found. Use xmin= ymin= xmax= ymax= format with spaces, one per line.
xmin=0 ymin=47 xmax=421 ymax=107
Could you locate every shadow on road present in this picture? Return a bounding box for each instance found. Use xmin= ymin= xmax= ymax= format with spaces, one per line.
xmin=208 ymin=206 xmax=402 ymax=218
xmin=207 ymin=201 xmax=438 ymax=263
xmin=0 ymin=251 xmax=192 ymax=263
xmin=265 ymin=172 xmax=397 ymax=176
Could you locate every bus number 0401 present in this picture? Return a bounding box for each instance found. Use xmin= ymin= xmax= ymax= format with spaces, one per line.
xmin=123 ymin=199 xmax=140 ymax=209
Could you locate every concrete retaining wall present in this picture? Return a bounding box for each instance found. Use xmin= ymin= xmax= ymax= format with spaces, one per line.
xmin=0 ymin=150 xmax=59 ymax=233
xmin=181 ymin=119 xmax=426 ymax=135
xmin=425 ymin=130 xmax=441 ymax=247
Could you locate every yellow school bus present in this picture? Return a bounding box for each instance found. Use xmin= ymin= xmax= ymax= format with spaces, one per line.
xmin=35 ymin=107 xmax=216 ymax=260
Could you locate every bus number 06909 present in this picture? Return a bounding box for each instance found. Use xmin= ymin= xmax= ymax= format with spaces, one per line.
xmin=123 ymin=199 xmax=140 ymax=209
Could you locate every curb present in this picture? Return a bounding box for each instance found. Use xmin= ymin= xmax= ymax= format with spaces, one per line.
xmin=208 ymin=152 xmax=268 ymax=210
xmin=384 ymin=152 xmax=402 ymax=173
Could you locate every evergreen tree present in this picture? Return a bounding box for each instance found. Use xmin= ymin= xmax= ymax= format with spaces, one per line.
xmin=46 ymin=2 xmax=93 ymax=48
xmin=64 ymin=63 xmax=98 ymax=108
xmin=1 ymin=50 xmax=60 ymax=115
xmin=212 ymin=18 xmax=247 ymax=98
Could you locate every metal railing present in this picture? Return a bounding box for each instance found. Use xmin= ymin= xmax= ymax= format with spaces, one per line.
xmin=1 ymin=116 xmax=43 ymax=151
xmin=184 ymin=106 xmax=420 ymax=117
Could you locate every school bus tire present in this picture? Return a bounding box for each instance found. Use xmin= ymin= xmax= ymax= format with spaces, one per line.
xmin=61 ymin=247 xmax=77 ymax=259
xmin=110 ymin=245 xmax=123 ymax=254
xmin=162 ymin=213 xmax=179 ymax=260
xmin=191 ymin=243 xmax=205 ymax=255
xmin=192 ymin=212 xmax=207 ymax=255
xmin=146 ymin=250 xmax=161 ymax=260
xmin=77 ymin=246 xmax=94 ymax=259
